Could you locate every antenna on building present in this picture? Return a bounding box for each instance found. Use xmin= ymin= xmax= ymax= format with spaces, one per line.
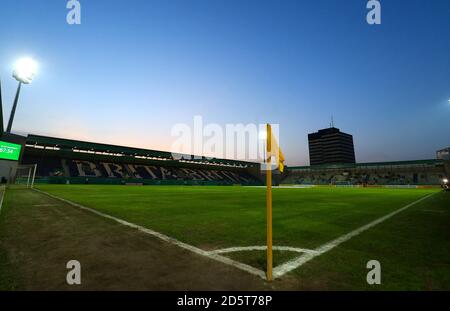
xmin=330 ymin=115 xmax=335 ymax=128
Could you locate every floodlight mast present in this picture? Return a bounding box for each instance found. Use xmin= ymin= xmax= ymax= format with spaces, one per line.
xmin=6 ymin=57 xmax=38 ymax=133
xmin=6 ymin=82 xmax=22 ymax=133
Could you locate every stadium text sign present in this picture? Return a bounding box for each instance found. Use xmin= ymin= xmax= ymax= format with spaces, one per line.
xmin=0 ymin=141 xmax=22 ymax=161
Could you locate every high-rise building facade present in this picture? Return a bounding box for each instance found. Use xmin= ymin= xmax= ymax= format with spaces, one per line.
xmin=436 ymin=147 xmax=450 ymax=160
xmin=308 ymin=127 xmax=356 ymax=166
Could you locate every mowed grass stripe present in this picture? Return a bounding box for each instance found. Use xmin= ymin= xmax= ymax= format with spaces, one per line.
xmin=36 ymin=185 xmax=438 ymax=250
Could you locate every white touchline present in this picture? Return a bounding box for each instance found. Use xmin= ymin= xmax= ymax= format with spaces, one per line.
xmin=33 ymin=188 xmax=266 ymax=279
xmin=272 ymin=192 xmax=437 ymax=279
xmin=32 ymin=188 xmax=437 ymax=281
xmin=0 ymin=186 xmax=5 ymax=215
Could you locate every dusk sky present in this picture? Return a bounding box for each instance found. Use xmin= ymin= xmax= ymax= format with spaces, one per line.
xmin=0 ymin=0 xmax=449 ymax=165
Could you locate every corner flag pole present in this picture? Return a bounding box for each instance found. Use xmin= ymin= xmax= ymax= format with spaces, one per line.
xmin=266 ymin=123 xmax=273 ymax=281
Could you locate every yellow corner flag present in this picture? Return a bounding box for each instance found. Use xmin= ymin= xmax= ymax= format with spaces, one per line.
xmin=267 ymin=124 xmax=285 ymax=173
xmin=265 ymin=124 xmax=285 ymax=281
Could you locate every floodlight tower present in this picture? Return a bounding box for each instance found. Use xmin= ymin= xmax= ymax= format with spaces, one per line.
xmin=6 ymin=57 xmax=38 ymax=133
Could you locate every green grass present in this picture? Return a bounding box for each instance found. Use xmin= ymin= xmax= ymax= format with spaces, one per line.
xmin=0 ymin=190 xmax=20 ymax=290
xmin=4 ymin=185 xmax=449 ymax=289
xmin=36 ymin=185 xmax=437 ymax=250
xmin=291 ymin=191 xmax=450 ymax=290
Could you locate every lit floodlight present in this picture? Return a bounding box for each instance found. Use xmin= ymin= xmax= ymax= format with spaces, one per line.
xmin=6 ymin=56 xmax=39 ymax=133
xmin=13 ymin=57 xmax=38 ymax=84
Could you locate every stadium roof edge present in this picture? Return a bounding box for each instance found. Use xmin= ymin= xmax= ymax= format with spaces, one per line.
xmin=25 ymin=134 xmax=259 ymax=167
xmin=287 ymin=159 xmax=445 ymax=170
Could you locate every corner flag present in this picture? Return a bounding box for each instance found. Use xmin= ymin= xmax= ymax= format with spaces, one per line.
xmin=265 ymin=123 xmax=285 ymax=281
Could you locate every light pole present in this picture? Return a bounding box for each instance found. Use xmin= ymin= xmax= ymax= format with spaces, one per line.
xmin=6 ymin=57 xmax=38 ymax=133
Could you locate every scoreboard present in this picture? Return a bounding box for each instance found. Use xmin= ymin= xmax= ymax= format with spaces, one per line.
xmin=0 ymin=140 xmax=22 ymax=161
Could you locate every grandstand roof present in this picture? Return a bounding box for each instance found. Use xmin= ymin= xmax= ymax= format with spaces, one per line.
xmin=25 ymin=134 xmax=258 ymax=168
xmin=287 ymin=159 xmax=445 ymax=171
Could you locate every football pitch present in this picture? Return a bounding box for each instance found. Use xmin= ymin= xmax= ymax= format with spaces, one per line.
xmin=1 ymin=185 xmax=449 ymax=290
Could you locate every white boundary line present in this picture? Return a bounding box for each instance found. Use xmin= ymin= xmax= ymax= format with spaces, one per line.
xmin=208 ymin=245 xmax=318 ymax=255
xmin=33 ymin=188 xmax=266 ymax=279
xmin=0 ymin=185 xmax=5 ymax=215
xmin=32 ymin=188 xmax=437 ymax=281
xmin=272 ymin=192 xmax=437 ymax=279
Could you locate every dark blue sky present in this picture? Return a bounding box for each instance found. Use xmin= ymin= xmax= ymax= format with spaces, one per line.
xmin=0 ymin=0 xmax=449 ymax=165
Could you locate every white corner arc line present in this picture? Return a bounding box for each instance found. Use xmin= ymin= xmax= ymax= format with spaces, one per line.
xmin=208 ymin=246 xmax=319 ymax=255
xmin=272 ymin=192 xmax=437 ymax=279
xmin=33 ymin=188 xmax=266 ymax=279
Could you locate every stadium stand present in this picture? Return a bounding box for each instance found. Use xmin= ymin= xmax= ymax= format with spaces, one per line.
xmin=282 ymin=160 xmax=449 ymax=186
xmin=21 ymin=135 xmax=262 ymax=186
xmin=19 ymin=135 xmax=450 ymax=187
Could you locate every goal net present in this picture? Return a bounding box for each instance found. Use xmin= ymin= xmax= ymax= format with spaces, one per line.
xmin=9 ymin=164 xmax=37 ymax=189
